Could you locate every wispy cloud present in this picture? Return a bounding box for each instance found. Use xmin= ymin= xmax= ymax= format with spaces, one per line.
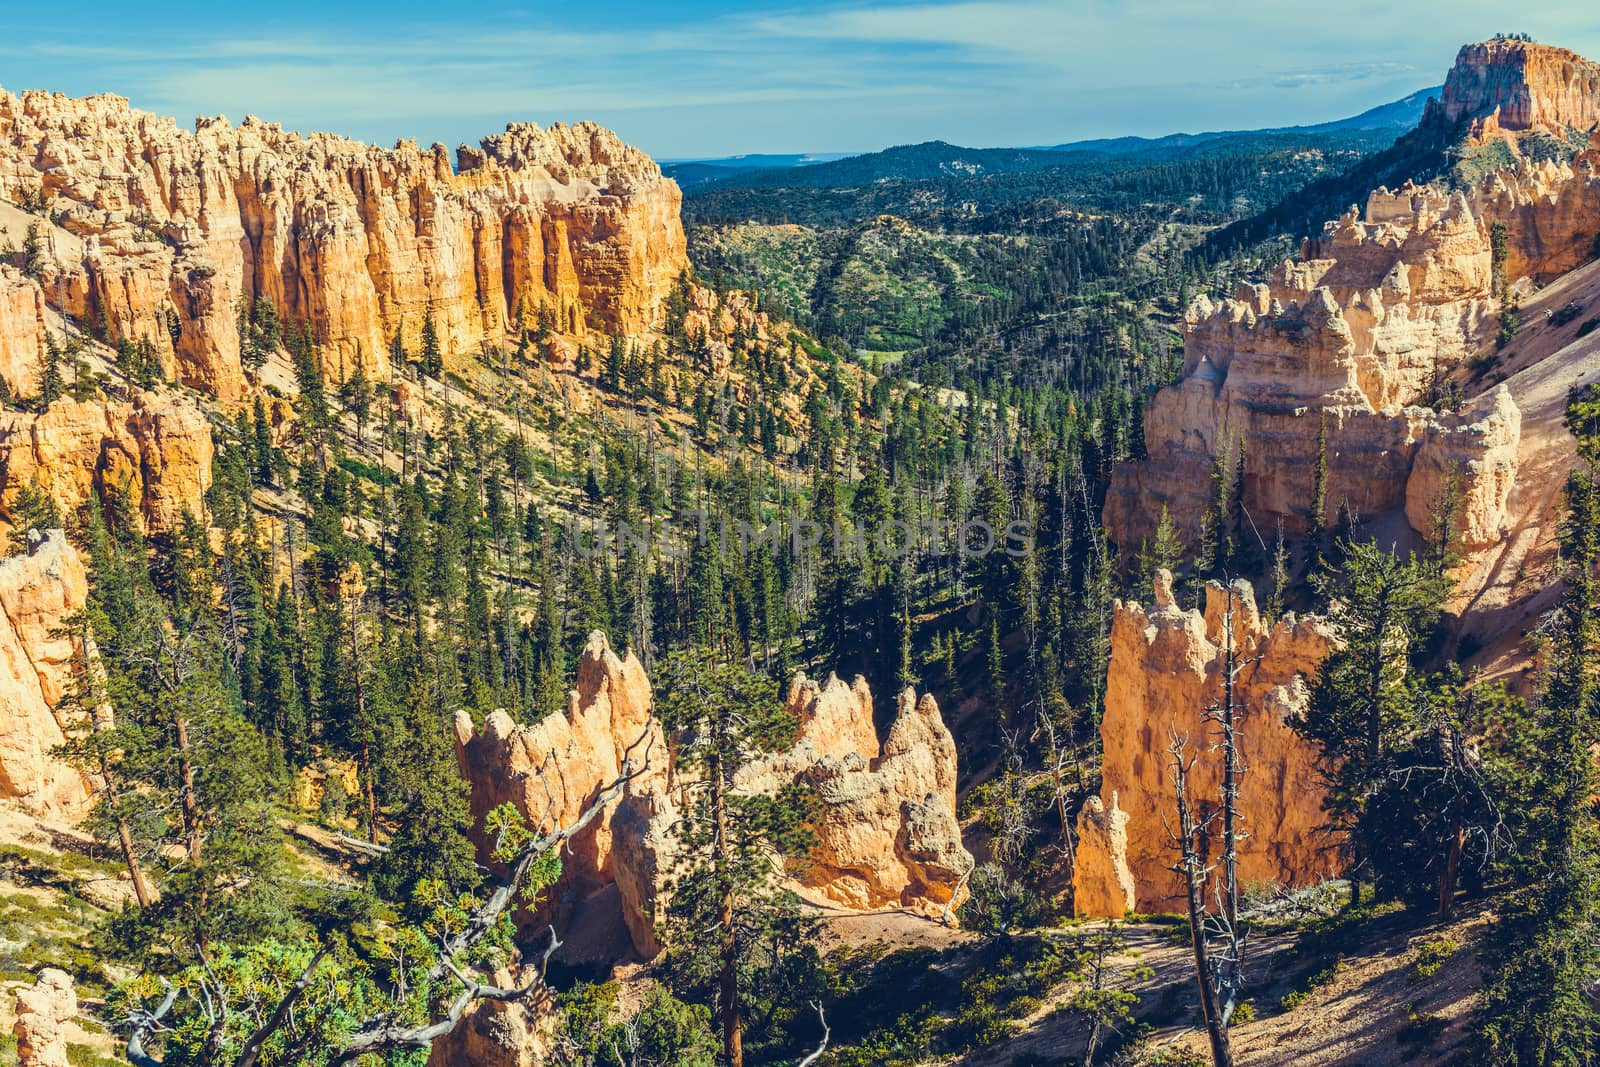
xmin=2 ymin=0 xmax=1597 ymax=156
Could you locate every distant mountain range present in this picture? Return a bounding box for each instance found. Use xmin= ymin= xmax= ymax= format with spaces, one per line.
xmin=1035 ymin=86 xmax=1438 ymax=153
xmin=663 ymin=87 xmax=1439 ymax=191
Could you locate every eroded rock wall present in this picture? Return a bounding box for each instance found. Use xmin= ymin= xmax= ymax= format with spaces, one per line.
xmin=0 ymin=531 xmax=93 ymax=817
xmin=453 ymin=636 xmax=972 ymax=959
xmin=1074 ymin=573 xmax=1339 ymax=915
xmin=1105 ymin=40 xmax=1600 ymax=555
xmin=0 ymin=391 xmax=213 ymax=537
xmin=0 ymin=89 xmax=687 ymax=400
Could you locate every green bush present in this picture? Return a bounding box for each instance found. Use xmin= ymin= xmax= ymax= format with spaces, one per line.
xmin=1279 ymin=954 xmax=1345 ymax=1012
xmin=1411 ymin=936 xmax=1460 ymax=982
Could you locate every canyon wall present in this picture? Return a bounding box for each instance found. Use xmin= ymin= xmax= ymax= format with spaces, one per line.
xmin=1105 ymin=39 xmax=1600 ymax=554
xmin=0 ymin=530 xmax=94 ymax=817
xmin=0 ymin=89 xmax=687 ymax=400
xmin=1074 ymin=572 xmax=1339 ymax=915
xmin=1432 ymin=39 xmax=1600 ymax=134
xmin=0 ymin=390 xmax=213 ymax=538
xmin=454 ymin=633 xmax=972 ymax=959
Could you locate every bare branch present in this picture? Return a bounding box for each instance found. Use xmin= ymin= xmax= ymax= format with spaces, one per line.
xmin=125 ymin=981 xmax=178 ymax=1067
xmin=795 ymin=1002 xmax=831 ymax=1067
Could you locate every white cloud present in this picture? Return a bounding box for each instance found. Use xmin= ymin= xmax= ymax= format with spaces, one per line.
xmin=4 ymin=0 xmax=1599 ymax=156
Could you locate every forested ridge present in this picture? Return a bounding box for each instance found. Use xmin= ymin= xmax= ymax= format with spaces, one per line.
xmin=4 ymin=36 xmax=1600 ymax=1067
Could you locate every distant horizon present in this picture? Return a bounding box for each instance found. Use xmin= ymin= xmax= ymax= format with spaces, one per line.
xmin=658 ymin=83 xmax=1444 ymax=163
xmin=2 ymin=2 xmax=1596 ymax=158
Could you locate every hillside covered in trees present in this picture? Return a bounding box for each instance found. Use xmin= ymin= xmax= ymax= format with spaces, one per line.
xmin=0 ymin=30 xmax=1599 ymax=1067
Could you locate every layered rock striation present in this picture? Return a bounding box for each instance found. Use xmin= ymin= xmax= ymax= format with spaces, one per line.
xmin=1074 ymin=573 xmax=1339 ymax=915
xmin=454 ymin=634 xmax=972 ymax=959
xmin=1431 ymin=38 xmax=1600 ymax=137
xmin=1105 ymin=40 xmax=1600 ymax=554
xmin=0 ymin=89 xmax=687 ymax=399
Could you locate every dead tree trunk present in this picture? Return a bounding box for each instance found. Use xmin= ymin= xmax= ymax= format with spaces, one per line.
xmin=1170 ymin=739 xmax=1234 ymax=1067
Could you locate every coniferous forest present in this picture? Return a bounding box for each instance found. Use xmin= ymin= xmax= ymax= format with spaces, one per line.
xmin=1 ymin=25 xmax=1600 ymax=1067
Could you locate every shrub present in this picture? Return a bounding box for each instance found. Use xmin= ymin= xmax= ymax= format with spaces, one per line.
xmin=1411 ymin=936 xmax=1460 ymax=981
xmin=1279 ymin=954 xmax=1345 ymax=1012
xmin=1398 ymin=1007 xmax=1450 ymax=1047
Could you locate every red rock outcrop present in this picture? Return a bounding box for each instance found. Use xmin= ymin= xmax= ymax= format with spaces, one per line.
xmin=0 ymin=531 xmax=93 ymax=817
xmin=737 ymin=677 xmax=971 ymax=915
xmin=454 ymin=636 xmax=972 ymax=959
xmin=424 ymin=965 xmax=553 ymax=1067
xmin=1105 ymin=42 xmax=1600 ymax=555
xmin=453 ymin=632 xmax=668 ymax=953
xmin=1074 ymin=572 xmax=1340 ymax=915
xmin=0 ymin=89 xmax=687 ymax=400
xmin=11 ymin=968 xmax=75 ymax=1067
xmin=1072 ymin=793 xmax=1136 ymax=917
xmin=0 ymin=390 xmax=213 ymax=537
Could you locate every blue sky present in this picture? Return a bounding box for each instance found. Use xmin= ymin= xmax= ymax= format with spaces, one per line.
xmin=1 ymin=1 xmax=1597 ymax=159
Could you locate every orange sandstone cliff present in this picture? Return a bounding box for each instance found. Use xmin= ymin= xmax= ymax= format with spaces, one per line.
xmin=1075 ymin=573 xmax=1339 ymax=915
xmin=453 ymin=633 xmax=973 ymax=960
xmin=0 ymin=391 xmax=213 ymax=540
xmin=0 ymin=530 xmax=95 ymax=817
xmin=0 ymin=89 xmax=687 ymax=400
xmin=1105 ymin=39 xmax=1600 ymax=554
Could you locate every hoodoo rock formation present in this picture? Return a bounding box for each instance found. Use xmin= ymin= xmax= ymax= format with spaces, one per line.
xmin=1105 ymin=39 xmax=1600 ymax=554
xmin=11 ymin=968 xmax=76 ymax=1067
xmin=0 ymin=391 xmax=213 ymax=538
xmin=452 ymin=631 xmax=669 ymax=955
xmin=0 ymin=531 xmax=94 ymax=818
xmin=1074 ymin=572 xmax=1339 ymax=915
xmin=453 ymin=633 xmax=972 ymax=960
xmin=0 ymin=89 xmax=687 ymax=399
xmin=740 ymin=675 xmax=972 ymax=916
xmin=0 ymin=263 xmax=51 ymax=397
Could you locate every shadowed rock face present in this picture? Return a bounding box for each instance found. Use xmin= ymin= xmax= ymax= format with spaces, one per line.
xmin=1105 ymin=41 xmax=1600 ymax=557
xmin=1074 ymin=573 xmax=1340 ymax=916
xmin=0 ymin=89 xmax=687 ymax=400
xmin=0 ymin=531 xmax=94 ymax=817
xmin=453 ymin=634 xmax=972 ymax=960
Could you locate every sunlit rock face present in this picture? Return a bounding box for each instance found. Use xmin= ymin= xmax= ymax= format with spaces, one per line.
xmin=1074 ymin=573 xmax=1340 ymax=915
xmin=0 ymin=88 xmax=687 ymax=400
xmin=0 ymin=391 xmax=214 ymax=539
xmin=0 ymin=531 xmax=95 ymax=818
xmin=453 ymin=635 xmax=973 ymax=960
xmin=1105 ymin=39 xmax=1600 ymax=555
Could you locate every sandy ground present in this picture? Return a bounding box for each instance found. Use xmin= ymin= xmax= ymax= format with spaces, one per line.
xmin=946 ymin=900 xmax=1490 ymax=1067
xmin=1448 ymin=257 xmax=1600 ymax=685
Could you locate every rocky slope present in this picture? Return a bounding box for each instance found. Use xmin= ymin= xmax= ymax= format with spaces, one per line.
xmin=1074 ymin=572 xmax=1338 ymax=915
xmin=0 ymin=89 xmax=686 ymax=400
xmin=1105 ymin=39 xmax=1600 ymax=554
xmin=454 ymin=632 xmax=973 ymax=961
xmin=0 ymin=530 xmax=93 ymax=817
